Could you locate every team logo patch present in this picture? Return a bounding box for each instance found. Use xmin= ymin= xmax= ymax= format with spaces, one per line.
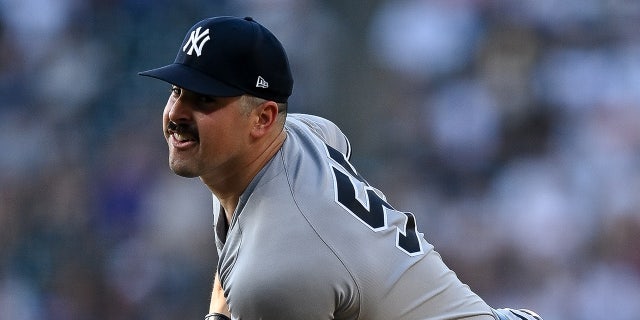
xmin=183 ymin=27 xmax=210 ymax=57
xmin=256 ymin=76 xmax=269 ymax=88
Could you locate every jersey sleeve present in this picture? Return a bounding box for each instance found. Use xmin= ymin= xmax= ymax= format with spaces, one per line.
xmin=288 ymin=113 xmax=352 ymax=160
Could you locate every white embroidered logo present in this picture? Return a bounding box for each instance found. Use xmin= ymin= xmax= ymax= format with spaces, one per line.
xmin=256 ymin=76 xmax=269 ymax=88
xmin=183 ymin=27 xmax=210 ymax=56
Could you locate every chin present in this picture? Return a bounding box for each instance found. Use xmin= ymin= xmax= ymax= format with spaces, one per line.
xmin=169 ymin=161 xmax=199 ymax=178
xmin=171 ymin=169 xmax=199 ymax=178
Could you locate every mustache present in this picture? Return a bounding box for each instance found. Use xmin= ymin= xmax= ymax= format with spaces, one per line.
xmin=167 ymin=121 xmax=198 ymax=137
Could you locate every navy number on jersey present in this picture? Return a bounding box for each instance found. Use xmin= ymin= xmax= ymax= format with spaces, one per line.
xmin=326 ymin=145 xmax=424 ymax=256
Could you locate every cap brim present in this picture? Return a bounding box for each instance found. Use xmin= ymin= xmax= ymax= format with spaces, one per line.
xmin=138 ymin=63 xmax=245 ymax=97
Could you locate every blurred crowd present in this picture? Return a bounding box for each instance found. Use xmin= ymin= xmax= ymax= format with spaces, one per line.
xmin=1 ymin=0 xmax=639 ymax=319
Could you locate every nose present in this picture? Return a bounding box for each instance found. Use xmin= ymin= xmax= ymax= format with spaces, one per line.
xmin=167 ymin=95 xmax=192 ymax=123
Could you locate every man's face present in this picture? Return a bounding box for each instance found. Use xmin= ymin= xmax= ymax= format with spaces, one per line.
xmin=162 ymin=86 xmax=252 ymax=180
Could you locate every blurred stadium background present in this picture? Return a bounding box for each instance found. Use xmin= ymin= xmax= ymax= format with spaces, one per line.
xmin=1 ymin=0 xmax=639 ymax=319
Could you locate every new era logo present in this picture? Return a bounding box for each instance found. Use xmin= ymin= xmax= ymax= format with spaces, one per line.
xmin=256 ymin=76 xmax=269 ymax=89
xmin=183 ymin=27 xmax=210 ymax=57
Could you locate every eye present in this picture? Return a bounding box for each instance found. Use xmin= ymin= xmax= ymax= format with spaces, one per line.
xmin=170 ymin=86 xmax=181 ymax=96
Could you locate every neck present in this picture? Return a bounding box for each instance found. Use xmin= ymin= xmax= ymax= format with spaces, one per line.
xmin=204 ymin=130 xmax=286 ymax=222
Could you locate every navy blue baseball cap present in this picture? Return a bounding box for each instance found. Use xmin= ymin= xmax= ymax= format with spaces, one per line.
xmin=139 ymin=16 xmax=293 ymax=103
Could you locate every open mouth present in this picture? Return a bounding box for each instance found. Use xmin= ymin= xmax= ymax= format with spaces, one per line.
xmin=172 ymin=131 xmax=197 ymax=142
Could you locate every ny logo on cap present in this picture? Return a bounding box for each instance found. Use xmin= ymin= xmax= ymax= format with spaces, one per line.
xmin=183 ymin=27 xmax=210 ymax=57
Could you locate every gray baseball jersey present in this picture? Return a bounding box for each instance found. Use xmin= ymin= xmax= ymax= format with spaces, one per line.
xmin=213 ymin=114 xmax=496 ymax=319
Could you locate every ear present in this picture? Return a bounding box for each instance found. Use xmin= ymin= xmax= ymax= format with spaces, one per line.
xmin=250 ymin=101 xmax=280 ymax=138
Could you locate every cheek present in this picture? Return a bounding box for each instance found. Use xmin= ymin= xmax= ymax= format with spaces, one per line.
xmin=198 ymin=120 xmax=237 ymax=151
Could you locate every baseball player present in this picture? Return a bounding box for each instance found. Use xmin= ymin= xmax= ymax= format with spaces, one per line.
xmin=139 ymin=16 xmax=543 ymax=320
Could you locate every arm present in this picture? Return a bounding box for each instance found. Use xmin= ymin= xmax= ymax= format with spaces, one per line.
xmin=209 ymin=199 xmax=231 ymax=318
xmin=209 ymin=272 xmax=230 ymax=317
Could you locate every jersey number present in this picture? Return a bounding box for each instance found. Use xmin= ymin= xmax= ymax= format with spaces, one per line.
xmin=326 ymin=146 xmax=423 ymax=256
